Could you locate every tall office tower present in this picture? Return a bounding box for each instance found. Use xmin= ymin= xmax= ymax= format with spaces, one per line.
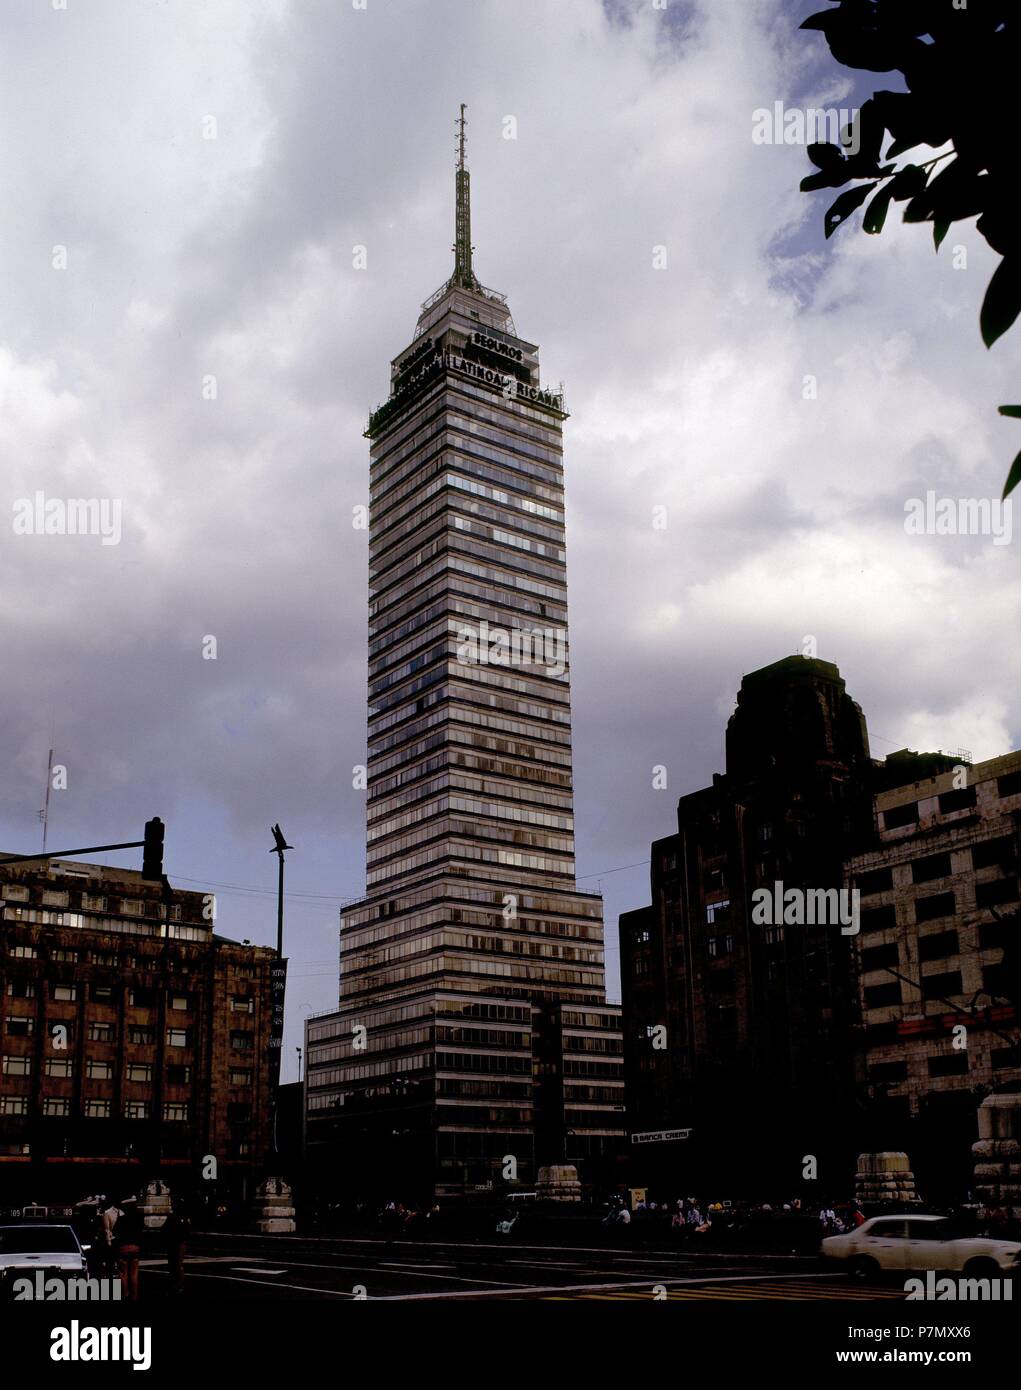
xmin=305 ymin=111 xmax=623 ymax=1201
xmin=621 ymin=656 xmax=875 ymax=1194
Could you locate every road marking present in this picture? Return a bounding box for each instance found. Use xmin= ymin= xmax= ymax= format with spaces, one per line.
xmin=182 ymin=1272 xmax=355 ymax=1298
xmin=213 ymin=1231 xmax=811 ymax=1261
xmin=545 ymin=1279 xmax=905 ymax=1301
xmin=231 ymin=1266 xmax=287 ymax=1275
xmin=379 ymin=1262 xmax=456 ymax=1270
xmin=371 ymin=1271 xmax=855 ymax=1301
xmin=179 ymin=1261 xmax=531 ymax=1291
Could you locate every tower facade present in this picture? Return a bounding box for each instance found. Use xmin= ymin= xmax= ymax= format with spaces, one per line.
xmin=305 ymin=113 xmax=623 ymax=1200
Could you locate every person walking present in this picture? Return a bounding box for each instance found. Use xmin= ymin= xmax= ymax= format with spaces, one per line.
xmin=113 ymin=1199 xmax=144 ymax=1301
xmin=98 ymin=1199 xmax=122 ymax=1278
xmin=162 ymin=1201 xmax=191 ymax=1296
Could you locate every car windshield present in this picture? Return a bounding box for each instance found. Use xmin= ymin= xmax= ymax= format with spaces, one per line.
xmin=0 ymin=1226 xmax=80 ymax=1254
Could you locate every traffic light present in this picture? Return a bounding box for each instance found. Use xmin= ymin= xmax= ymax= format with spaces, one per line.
xmin=142 ymin=817 xmax=165 ymax=881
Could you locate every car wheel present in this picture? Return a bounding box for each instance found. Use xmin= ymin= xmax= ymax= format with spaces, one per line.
xmin=849 ymin=1256 xmax=879 ymax=1282
xmin=963 ymin=1257 xmax=1002 ymax=1279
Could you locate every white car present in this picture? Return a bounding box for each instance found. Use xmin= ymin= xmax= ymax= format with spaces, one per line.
xmin=822 ymin=1214 xmax=1021 ymax=1280
xmin=0 ymin=1224 xmax=88 ymax=1287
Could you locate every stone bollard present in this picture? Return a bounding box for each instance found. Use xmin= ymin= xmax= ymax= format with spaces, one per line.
xmin=253 ymin=1176 xmax=296 ymax=1233
xmin=854 ymin=1151 xmax=920 ymax=1206
xmin=971 ymin=1090 xmax=1021 ymax=1218
xmin=139 ymin=1179 xmax=173 ymax=1229
xmin=535 ymin=1164 xmax=582 ymax=1202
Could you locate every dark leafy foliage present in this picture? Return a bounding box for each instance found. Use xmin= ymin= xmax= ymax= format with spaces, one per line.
xmin=800 ymin=1 xmax=1021 ymax=497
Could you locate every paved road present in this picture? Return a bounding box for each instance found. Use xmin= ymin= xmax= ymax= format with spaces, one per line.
xmin=138 ymin=1234 xmax=904 ymax=1301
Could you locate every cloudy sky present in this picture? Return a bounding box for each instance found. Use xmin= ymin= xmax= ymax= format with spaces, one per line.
xmin=2 ymin=0 xmax=1017 ymax=1078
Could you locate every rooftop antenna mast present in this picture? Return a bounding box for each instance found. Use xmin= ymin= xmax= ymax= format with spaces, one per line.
xmin=39 ymin=746 xmax=54 ymax=853
xmin=453 ymin=103 xmax=478 ymax=290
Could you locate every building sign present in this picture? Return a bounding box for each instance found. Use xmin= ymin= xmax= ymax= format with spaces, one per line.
xmin=630 ymin=1128 xmax=692 ymax=1145
xmin=471 ymin=330 xmax=523 ymax=363
xmin=367 ymin=347 xmax=564 ymax=437
xmin=268 ymin=959 xmax=287 ymax=1090
xmin=444 ymin=352 xmax=563 ymax=411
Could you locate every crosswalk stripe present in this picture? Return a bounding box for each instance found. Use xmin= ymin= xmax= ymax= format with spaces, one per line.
xmin=545 ymin=1278 xmax=905 ymax=1302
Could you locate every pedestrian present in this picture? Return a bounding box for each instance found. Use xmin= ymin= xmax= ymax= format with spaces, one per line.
xmin=162 ymin=1200 xmax=191 ymax=1296
xmin=99 ymin=1198 xmax=122 ymax=1278
xmin=113 ymin=1199 xmax=144 ymax=1301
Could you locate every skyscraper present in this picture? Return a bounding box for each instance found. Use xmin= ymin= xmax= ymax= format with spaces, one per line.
xmin=305 ymin=110 xmax=623 ymax=1200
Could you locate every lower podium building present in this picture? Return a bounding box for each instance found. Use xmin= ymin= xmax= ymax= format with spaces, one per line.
xmin=304 ymin=117 xmax=624 ymax=1203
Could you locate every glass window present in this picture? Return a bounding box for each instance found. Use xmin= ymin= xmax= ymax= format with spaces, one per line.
xmin=915 ymin=892 xmax=955 ymax=924
xmin=911 ymin=853 xmax=952 ymax=884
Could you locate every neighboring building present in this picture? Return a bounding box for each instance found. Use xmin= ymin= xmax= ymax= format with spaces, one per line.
xmin=305 ymin=114 xmax=623 ymax=1201
xmin=847 ymin=749 xmax=1021 ymax=1204
xmin=621 ymin=655 xmax=876 ymax=1194
xmin=0 ymin=841 xmax=277 ymax=1207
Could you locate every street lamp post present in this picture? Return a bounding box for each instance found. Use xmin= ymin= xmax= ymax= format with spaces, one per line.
xmin=269 ymin=824 xmax=293 ymax=960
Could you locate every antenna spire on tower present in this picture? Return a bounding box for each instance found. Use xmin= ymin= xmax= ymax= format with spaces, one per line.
xmin=453 ymin=102 xmax=477 ymax=290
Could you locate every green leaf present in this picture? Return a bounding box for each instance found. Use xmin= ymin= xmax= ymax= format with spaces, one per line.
xmin=801 ymin=168 xmax=849 ymax=193
xmin=1003 ymin=449 xmax=1021 ymax=502
xmin=824 ymin=183 xmax=876 ymax=238
xmin=998 ymin=405 xmax=1021 ymax=419
xmin=863 ymin=183 xmax=896 ymax=235
xmin=889 ymin=164 xmax=928 ymax=202
xmin=981 ymin=259 xmax=1021 ymax=348
xmin=807 ymin=142 xmax=845 ymax=171
xmin=887 ymin=135 xmax=923 ymax=159
xmin=933 ymin=218 xmax=951 ymax=250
